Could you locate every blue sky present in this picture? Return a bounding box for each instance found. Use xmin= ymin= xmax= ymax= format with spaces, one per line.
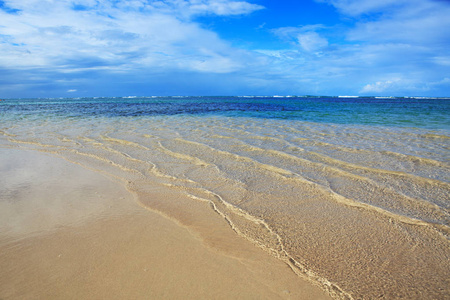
xmin=0 ymin=0 xmax=449 ymax=97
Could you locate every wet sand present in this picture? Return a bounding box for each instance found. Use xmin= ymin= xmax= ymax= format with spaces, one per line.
xmin=0 ymin=148 xmax=330 ymax=299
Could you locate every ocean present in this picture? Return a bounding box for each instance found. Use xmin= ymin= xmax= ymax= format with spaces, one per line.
xmin=1 ymin=96 xmax=449 ymax=299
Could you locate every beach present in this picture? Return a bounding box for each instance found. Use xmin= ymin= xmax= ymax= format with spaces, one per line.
xmin=0 ymin=148 xmax=330 ymax=299
xmin=0 ymin=96 xmax=449 ymax=299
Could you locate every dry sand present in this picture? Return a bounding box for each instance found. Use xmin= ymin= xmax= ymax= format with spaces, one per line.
xmin=0 ymin=148 xmax=330 ymax=299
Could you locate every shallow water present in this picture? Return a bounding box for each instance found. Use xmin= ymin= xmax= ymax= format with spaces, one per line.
xmin=1 ymin=97 xmax=449 ymax=299
xmin=0 ymin=149 xmax=329 ymax=300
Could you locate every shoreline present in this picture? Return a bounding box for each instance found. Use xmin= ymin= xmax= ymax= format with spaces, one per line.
xmin=1 ymin=109 xmax=448 ymax=299
xmin=0 ymin=148 xmax=331 ymax=299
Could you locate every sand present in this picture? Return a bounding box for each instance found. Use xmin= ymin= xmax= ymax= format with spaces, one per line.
xmin=0 ymin=148 xmax=330 ymax=299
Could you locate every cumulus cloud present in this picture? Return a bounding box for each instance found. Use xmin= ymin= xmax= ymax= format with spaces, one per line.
xmin=360 ymin=77 xmax=450 ymax=95
xmin=265 ymin=0 xmax=450 ymax=95
xmin=0 ymin=0 xmax=262 ymax=75
xmin=361 ymin=79 xmax=402 ymax=93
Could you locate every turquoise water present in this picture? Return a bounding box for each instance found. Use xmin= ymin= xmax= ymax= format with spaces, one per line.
xmin=1 ymin=96 xmax=449 ymax=129
xmin=1 ymin=96 xmax=449 ymax=299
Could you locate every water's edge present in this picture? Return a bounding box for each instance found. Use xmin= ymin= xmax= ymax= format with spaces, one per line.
xmin=1 ymin=97 xmax=449 ymax=299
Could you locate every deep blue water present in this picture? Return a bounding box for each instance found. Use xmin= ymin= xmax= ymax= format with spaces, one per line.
xmin=1 ymin=96 xmax=449 ymax=130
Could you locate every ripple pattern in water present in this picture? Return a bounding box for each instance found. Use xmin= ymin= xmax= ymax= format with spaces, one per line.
xmin=1 ymin=97 xmax=449 ymax=299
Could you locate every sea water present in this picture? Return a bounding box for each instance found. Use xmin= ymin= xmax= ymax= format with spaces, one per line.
xmin=1 ymin=96 xmax=449 ymax=299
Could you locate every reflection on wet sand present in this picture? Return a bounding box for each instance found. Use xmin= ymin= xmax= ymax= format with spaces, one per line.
xmin=0 ymin=149 xmax=330 ymax=300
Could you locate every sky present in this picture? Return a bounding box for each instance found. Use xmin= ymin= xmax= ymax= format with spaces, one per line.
xmin=0 ymin=0 xmax=449 ymax=98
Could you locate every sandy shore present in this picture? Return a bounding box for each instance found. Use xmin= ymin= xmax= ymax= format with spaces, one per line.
xmin=0 ymin=148 xmax=330 ymax=299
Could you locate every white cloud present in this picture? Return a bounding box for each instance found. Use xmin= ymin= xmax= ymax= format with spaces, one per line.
xmin=264 ymin=0 xmax=450 ymax=96
xmin=317 ymin=0 xmax=450 ymax=48
xmin=273 ymin=25 xmax=326 ymax=39
xmin=0 ymin=0 xmax=262 ymax=74
xmin=347 ymin=5 xmax=450 ymax=47
xmin=316 ymin=0 xmax=411 ymax=16
xmin=361 ymin=79 xmax=402 ymax=93
xmin=0 ymin=0 xmax=448 ymax=97
xmin=432 ymin=57 xmax=450 ymax=67
xmin=297 ymin=32 xmax=328 ymax=52
xmin=188 ymin=0 xmax=264 ymax=16
xmin=359 ymin=77 xmax=450 ymax=94
xmin=273 ymin=25 xmax=329 ymax=53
